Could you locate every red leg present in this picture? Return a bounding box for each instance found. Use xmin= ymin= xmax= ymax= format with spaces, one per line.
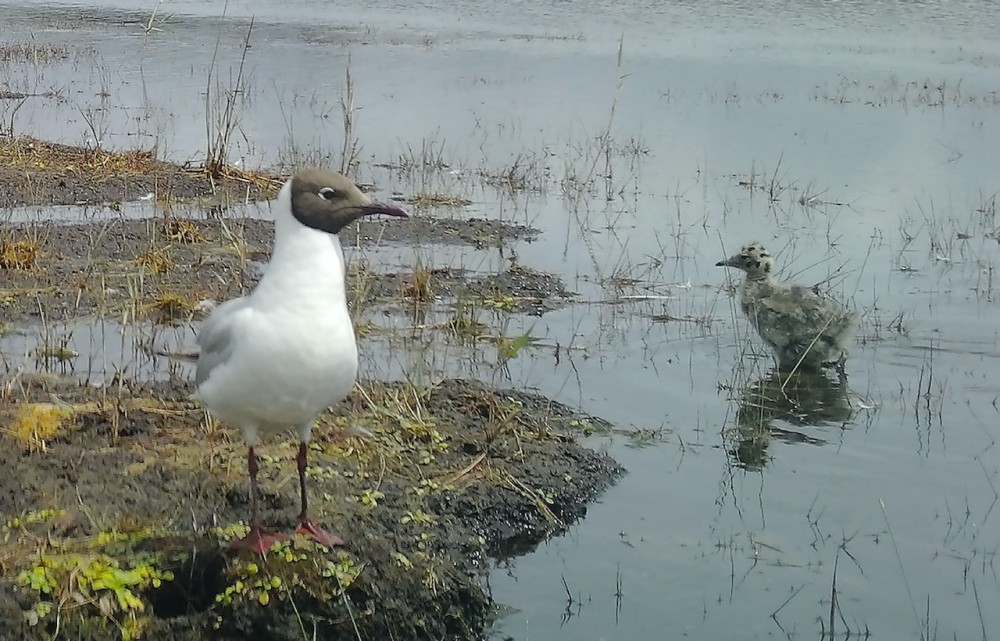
xmin=230 ymin=446 xmax=287 ymax=554
xmin=294 ymin=442 xmax=345 ymax=548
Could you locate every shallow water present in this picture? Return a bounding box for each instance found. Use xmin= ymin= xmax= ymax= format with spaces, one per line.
xmin=3 ymin=0 xmax=1000 ymax=639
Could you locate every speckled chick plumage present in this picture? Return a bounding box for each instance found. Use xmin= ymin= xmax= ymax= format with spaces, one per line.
xmin=717 ymin=242 xmax=857 ymax=371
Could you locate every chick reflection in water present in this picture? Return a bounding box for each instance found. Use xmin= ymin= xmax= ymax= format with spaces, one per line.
xmin=715 ymin=241 xmax=858 ymax=469
xmin=730 ymin=369 xmax=853 ymax=470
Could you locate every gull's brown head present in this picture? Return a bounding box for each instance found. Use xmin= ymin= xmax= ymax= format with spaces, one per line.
xmin=289 ymin=168 xmax=408 ymax=234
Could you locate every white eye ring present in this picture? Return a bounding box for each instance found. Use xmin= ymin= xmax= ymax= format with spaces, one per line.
xmin=319 ymin=187 xmax=339 ymax=201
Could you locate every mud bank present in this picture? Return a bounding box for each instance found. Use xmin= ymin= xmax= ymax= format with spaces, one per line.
xmin=0 ymin=375 xmax=623 ymax=640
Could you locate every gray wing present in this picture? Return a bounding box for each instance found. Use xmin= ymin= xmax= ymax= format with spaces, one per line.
xmin=195 ymin=296 xmax=251 ymax=389
xmin=751 ymin=286 xmax=855 ymax=361
xmin=762 ymin=286 xmax=852 ymax=326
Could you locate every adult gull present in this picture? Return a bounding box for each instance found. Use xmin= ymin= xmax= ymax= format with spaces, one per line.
xmin=194 ymin=168 xmax=408 ymax=553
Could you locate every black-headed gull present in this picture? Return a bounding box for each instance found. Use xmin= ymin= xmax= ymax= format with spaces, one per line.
xmin=195 ymin=168 xmax=408 ymax=553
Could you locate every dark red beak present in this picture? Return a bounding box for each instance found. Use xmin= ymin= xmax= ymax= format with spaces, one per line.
xmin=360 ymin=202 xmax=409 ymax=218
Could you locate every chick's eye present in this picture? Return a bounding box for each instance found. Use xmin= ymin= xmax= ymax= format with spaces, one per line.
xmin=319 ymin=187 xmax=340 ymax=201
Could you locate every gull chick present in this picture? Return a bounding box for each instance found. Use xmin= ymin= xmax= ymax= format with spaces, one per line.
xmin=195 ymin=168 xmax=408 ymax=553
xmin=716 ymin=241 xmax=856 ymax=372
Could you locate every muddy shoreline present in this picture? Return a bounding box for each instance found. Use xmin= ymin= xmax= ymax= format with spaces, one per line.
xmin=0 ymin=376 xmax=623 ymax=641
xmin=1 ymin=136 xmax=619 ymax=641
xmin=0 ymin=137 xmax=281 ymax=209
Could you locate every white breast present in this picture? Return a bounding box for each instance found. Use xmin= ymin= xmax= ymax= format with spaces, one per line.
xmin=195 ymin=187 xmax=359 ymax=434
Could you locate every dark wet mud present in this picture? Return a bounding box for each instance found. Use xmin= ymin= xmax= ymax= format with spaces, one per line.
xmin=0 ymin=376 xmax=623 ymax=641
xmin=1 ymin=214 xmax=558 ymax=327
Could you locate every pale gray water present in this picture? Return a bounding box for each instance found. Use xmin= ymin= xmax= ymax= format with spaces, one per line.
xmin=2 ymin=0 xmax=1000 ymax=639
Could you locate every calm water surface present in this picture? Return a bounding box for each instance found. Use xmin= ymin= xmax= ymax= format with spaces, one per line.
xmin=2 ymin=0 xmax=999 ymax=639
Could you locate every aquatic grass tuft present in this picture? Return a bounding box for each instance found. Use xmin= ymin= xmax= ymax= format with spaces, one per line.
xmin=0 ymin=42 xmax=73 ymax=65
xmin=0 ymin=238 xmax=39 ymax=270
xmin=163 ymin=219 xmax=205 ymax=244
xmin=401 ymin=259 xmax=436 ymax=310
xmin=133 ymin=248 xmax=173 ymax=274
xmin=148 ymin=290 xmax=198 ymax=323
xmin=203 ymin=16 xmax=255 ymax=177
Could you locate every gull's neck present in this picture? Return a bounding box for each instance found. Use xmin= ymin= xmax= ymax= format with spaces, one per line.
xmin=255 ymin=180 xmax=347 ymax=303
xmin=744 ymin=271 xmax=772 ymax=284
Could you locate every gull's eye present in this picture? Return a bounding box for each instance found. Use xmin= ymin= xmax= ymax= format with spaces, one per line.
xmin=319 ymin=187 xmax=340 ymax=201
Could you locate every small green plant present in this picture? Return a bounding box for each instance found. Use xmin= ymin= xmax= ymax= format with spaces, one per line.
xmin=496 ymin=333 xmax=533 ymax=360
xmin=399 ymin=416 xmax=447 ymax=449
xmin=401 ymin=510 xmax=437 ymax=527
xmin=321 ymin=555 xmax=363 ymax=589
xmin=359 ymin=489 xmax=385 ymax=508
xmin=448 ymin=300 xmax=488 ymax=340
xmin=482 ymin=292 xmax=517 ymax=311
xmin=17 ymin=549 xmax=174 ymax=640
xmin=215 ymin=561 xmax=286 ymax=607
xmin=213 ymin=539 xmax=364 ymax=620
xmin=4 ymin=508 xmax=67 ymax=531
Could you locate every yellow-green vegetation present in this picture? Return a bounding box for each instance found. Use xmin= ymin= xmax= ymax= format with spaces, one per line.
xmin=5 ymin=402 xmax=75 ymax=453
xmin=0 ymin=238 xmax=39 ymax=270
xmin=5 ymin=515 xmax=369 ymax=641
xmin=402 ymin=260 xmax=435 ymax=307
xmin=6 ymin=516 xmax=175 ymax=641
xmin=401 ymin=509 xmax=438 ymax=527
xmin=0 ymin=137 xmax=162 ymax=179
xmin=482 ymin=292 xmax=518 ymax=311
xmin=358 ymin=489 xmax=386 ymax=508
xmin=1 ymin=136 xmax=280 ymax=210
xmin=133 ymin=248 xmax=173 ymax=274
xmin=163 ymin=219 xmax=205 ymax=244
xmin=33 ymin=340 xmax=78 ymax=362
xmin=211 ymin=535 xmax=363 ymax=613
xmin=495 ymin=333 xmax=534 ymax=360
xmin=148 ymin=290 xmax=198 ymax=323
